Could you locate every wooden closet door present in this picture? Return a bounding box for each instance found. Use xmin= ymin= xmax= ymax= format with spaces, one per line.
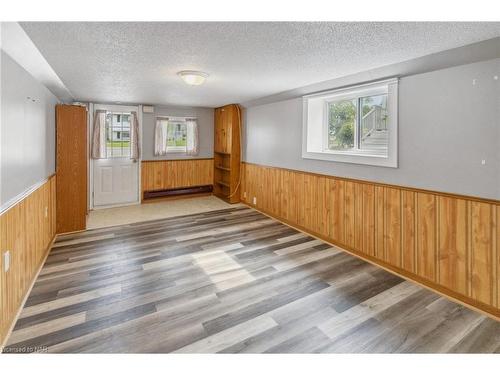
xmin=214 ymin=108 xmax=223 ymax=153
xmin=56 ymin=105 xmax=88 ymax=233
xmin=223 ymin=106 xmax=232 ymax=154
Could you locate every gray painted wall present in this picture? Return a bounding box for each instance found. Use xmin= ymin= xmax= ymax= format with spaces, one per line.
xmin=142 ymin=105 xmax=214 ymax=160
xmin=1 ymin=50 xmax=59 ymax=209
xmin=243 ymin=58 xmax=500 ymax=200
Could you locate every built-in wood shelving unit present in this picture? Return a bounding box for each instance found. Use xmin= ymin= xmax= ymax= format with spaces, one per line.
xmin=213 ymin=104 xmax=241 ymax=204
xmin=215 ymin=180 xmax=230 ymax=188
xmin=215 ymin=165 xmax=231 ymax=172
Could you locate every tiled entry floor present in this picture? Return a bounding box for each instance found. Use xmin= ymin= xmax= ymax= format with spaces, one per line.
xmin=87 ymin=195 xmax=239 ymax=229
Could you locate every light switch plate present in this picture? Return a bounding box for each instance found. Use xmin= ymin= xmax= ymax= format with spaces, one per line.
xmin=252 ymin=197 xmax=257 ymax=205
xmin=3 ymin=251 xmax=10 ymax=272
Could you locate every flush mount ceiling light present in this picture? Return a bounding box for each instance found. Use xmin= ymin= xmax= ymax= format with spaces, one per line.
xmin=177 ymin=70 xmax=209 ymax=86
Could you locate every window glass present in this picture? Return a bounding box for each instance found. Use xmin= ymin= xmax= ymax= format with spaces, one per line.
xmin=359 ymin=94 xmax=388 ymax=152
xmin=303 ymin=78 xmax=398 ymax=167
xmin=328 ymin=99 xmax=356 ymax=151
xmin=165 ymin=121 xmax=187 ymax=151
xmin=105 ymin=112 xmax=131 ymax=158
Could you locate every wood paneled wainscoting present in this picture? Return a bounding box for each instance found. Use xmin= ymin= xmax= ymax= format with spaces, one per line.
xmin=0 ymin=175 xmax=57 ymax=345
xmin=141 ymin=159 xmax=214 ymax=200
xmin=240 ymin=162 xmax=500 ymax=319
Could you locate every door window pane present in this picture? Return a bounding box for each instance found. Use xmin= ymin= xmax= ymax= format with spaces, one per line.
xmin=105 ymin=112 xmax=132 ymax=158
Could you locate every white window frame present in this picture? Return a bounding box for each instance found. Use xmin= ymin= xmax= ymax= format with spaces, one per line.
xmin=302 ymin=78 xmax=398 ymax=168
xmin=156 ymin=116 xmax=195 ymax=154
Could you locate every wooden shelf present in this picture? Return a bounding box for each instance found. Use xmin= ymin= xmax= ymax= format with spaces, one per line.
xmin=215 ymin=180 xmax=230 ymax=188
xmin=215 ymin=165 xmax=231 ymax=172
xmin=214 ymin=150 xmax=231 ymax=155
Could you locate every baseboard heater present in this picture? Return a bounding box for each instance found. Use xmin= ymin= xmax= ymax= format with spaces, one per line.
xmin=143 ymin=185 xmax=213 ymax=200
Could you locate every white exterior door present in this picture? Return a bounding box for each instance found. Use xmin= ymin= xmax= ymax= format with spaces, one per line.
xmin=92 ymin=105 xmax=140 ymax=208
xmin=93 ymin=158 xmax=139 ymax=207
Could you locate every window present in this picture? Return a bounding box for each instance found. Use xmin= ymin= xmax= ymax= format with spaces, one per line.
xmin=157 ymin=118 xmax=187 ymax=153
xmin=303 ymin=79 xmax=398 ymax=167
xmin=105 ymin=111 xmax=131 ymax=158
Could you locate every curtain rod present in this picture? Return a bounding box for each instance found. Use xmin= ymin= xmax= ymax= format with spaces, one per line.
xmin=156 ymin=115 xmax=197 ymax=121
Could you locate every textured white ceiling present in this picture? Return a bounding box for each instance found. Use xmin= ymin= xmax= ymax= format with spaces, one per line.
xmin=20 ymin=22 xmax=500 ymax=107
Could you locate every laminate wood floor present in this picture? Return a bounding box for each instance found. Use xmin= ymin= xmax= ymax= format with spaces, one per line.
xmin=4 ymin=206 xmax=499 ymax=353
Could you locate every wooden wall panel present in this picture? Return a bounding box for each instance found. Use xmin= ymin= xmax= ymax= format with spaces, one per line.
xmin=354 ymin=183 xmax=363 ymax=252
xmin=362 ymin=184 xmax=375 ymax=257
xmin=344 ymin=181 xmax=356 ymax=249
xmin=416 ymin=192 xmax=437 ymax=282
xmin=497 ymin=205 xmax=500 ymax=309
xmin=438 ymin=197 xmax=468 ymax=295
xmin=249 ymin=164 xmax=258 ymax=211
xmin=374 ymin=186 xmax=385 ymax=260
xmin=401 ymin=190 xmax=416 ymax=273
xmin=385 ymin=187 xmax=402 ymax=267
xmin=296 ymin=173 xmax=306 ymax=227
xmin=305 ymin=174 xmax=318 ymax=232
xmin=328 ymin=179 xmax=344 ymax=244
xmin=470 ymin=202 xmax=494 ymax=305
xmin=240 ymin=162 xmax=500 ymax=318
xmin=280 ymin=170 xmax=292 ymax=222
xmin=317 ymin=177 xmax=329 ymax=238
xmin=0 ymin=176 xmax=56 ymax=345
xmin=141 ymin=159 xmax=214 ymax=197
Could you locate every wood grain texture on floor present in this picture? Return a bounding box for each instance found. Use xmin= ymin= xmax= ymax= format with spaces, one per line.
xmin=3 ymin=207 xmax=499 ymax=353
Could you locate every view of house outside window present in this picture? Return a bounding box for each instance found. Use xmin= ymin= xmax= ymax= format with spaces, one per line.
xmin=105 ymin=112 xmax=131 ymax=158
xmin=166 ymin=121 xmax=187 ymax=149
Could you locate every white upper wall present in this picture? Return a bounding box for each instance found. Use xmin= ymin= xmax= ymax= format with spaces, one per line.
xmin=1 ymin=22 xmax=73 ymax=102
xmin=0 ymin=50 xmax=59 ymax=210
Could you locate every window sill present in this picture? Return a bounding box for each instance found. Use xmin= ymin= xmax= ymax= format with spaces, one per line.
xmin=302 ymin=150 xmax=397 ymax=168
xmin=321 ymin=149 xmax=388 ymax=158
xmin=165 ymin=148 xmax=187 ymax=154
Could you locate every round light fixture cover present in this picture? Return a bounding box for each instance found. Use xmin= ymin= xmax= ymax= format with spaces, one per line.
xmin=178 ymin=70 xmax=209 ymax=85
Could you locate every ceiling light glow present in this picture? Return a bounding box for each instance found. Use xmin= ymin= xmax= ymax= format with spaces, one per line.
xmin=178 ymin=70 xmax=209 ymax=85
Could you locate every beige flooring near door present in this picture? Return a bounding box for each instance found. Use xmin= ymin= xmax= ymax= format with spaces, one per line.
xmin=87 ymin=195 xmax=239 ymax=229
